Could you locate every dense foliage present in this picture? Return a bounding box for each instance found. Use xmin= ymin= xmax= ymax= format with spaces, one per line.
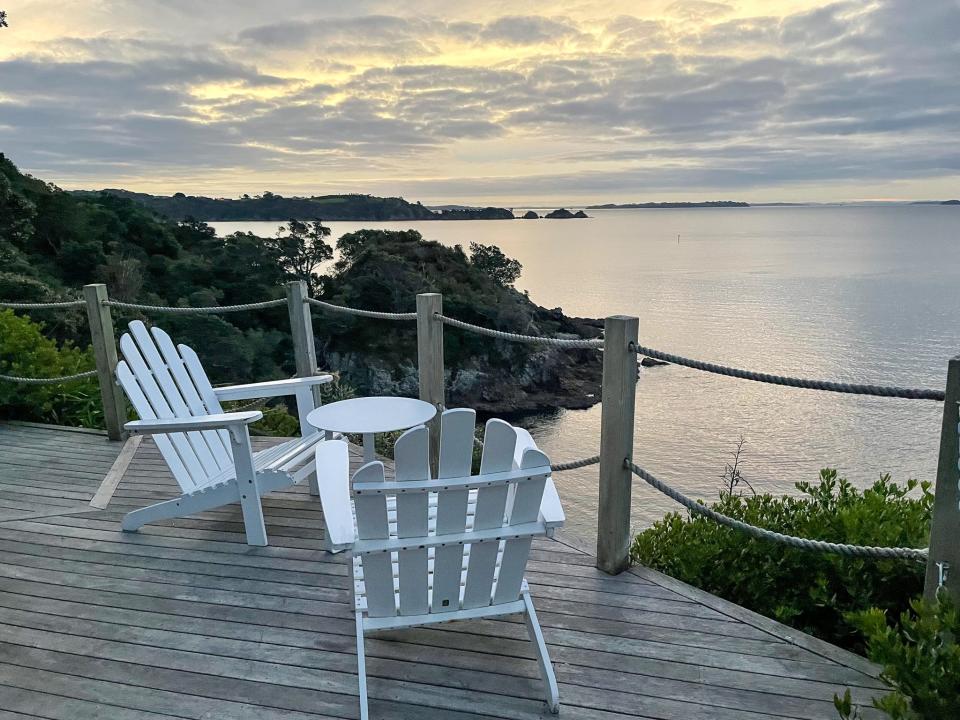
xmin=0 ymin=310 xmax=101 ymax=426
xmin=835 ymin=595 xmax=960 ymax=719
xmin=631 ymin=470 xmax=932 ymax=651
xmin=469 ymin=242 xmax=522 ymax=286
xmin=71 ymin=188 xmax=514 ymax=222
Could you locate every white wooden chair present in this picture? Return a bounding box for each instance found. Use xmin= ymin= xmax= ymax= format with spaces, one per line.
xmin=315 ymin=408 xmax=563 ymax=718
xmin=115 ymin=320 xmax=333 ymax=546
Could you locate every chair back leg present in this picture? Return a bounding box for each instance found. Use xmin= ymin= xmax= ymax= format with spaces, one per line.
xmin=356 ymin=613 xmax=369 ymax=720
xmin=522 ymin=589 xmax=560 ymax=713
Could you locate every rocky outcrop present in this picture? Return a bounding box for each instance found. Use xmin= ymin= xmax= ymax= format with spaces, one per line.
xmin=522 ymin=210 xmax=540 ymax=219
xmin=544 ymin=208 xmax=589 ymax=219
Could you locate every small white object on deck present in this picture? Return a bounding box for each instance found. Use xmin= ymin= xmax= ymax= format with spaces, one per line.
xmin=314 ymin=408 xmax=562 ymax=719
xmin=114 ymin=320 xmax=333 ymax=546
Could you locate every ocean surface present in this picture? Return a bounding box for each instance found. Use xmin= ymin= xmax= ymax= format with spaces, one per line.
xmin=212 ymin=206 xmax=960 ymax=541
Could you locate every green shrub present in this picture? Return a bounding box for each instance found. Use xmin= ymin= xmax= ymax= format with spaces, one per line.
xmin=835 ymin=593 xmax=960 ymax=719
xmin=0 ymin=309 xmax=101 ymax=427
xmin=631 ymin=470 xmax=932 ymax=651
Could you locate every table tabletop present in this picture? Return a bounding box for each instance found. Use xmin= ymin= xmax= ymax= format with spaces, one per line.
xmin=306 ymin=396 xmax=436 ymax=435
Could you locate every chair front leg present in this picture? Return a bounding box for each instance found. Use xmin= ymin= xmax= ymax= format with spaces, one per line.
xmin=227 ymin=423 xmax=268 ymax=546
xmin=522 ymin=588 xmax=560 ymax=713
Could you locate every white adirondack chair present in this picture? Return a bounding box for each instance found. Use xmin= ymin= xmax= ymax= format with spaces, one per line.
xmin=315 ymin=408 xmax=564 ymax=718
xmin=115 ymin=320 xmax=333 ymax=546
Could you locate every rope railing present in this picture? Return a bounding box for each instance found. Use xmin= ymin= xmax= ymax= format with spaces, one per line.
xmin=0 ymin=299 xmax=85 ymax=309
xmin=436 ymin=313 xmax=604 ymax=349
xmin=103 ymin=299 xmax=287 ymax=313
xmin=470 ymin=434 xmax=599 ymax=472
xmin=626 ymin=459 xmax=929 ymax=561
xmin=0 ymin=369 xmax=98 ymax=384
xmin=551 ymin=454 xmax=600 ymax=472
xmin=632 ymin=343 xmax=945 ymax=401
xmin=306 ymin=297 xmax=416 ymax=320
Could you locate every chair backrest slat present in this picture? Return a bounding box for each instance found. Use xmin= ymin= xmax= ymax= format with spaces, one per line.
xmin=149 ymin=326 xmax=233 ymax=468
xmin=353 ymin=461 xmax=395 ymax=617
xmin=394 ymin=427 xmax=430 ymax=615
xmin=493 ymin=448 xmax=550 ymax=604
xmin=431 ymin=409 xmax=475 ymax=613
xmin=473 ymin=419 xmax=515 ymax=529
xmin=118 ymin=332 xmax=207 ymax=490
xmin=127 ymin=323 xmax=222 ymax=479
xmin=463 ymin=419 xmax=516 ymax=609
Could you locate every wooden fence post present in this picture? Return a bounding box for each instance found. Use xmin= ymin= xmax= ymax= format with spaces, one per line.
xmin=83 ymin=284 xmax=126 ymax=441
xmin=286 ymin=281 xmax=321 ymax=415
xmin=597 ymin=315 xmax=639 ymax=575
xmin=924 ymin=355 xmax=960 ymax=602
xmin=417 ymin=293 xmax=444 ymax=474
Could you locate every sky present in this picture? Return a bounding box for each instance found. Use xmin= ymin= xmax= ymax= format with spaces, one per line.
xmin=0 ymin=0 xmax=958 ymax=204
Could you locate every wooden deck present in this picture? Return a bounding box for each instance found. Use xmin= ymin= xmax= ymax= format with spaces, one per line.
xmin=0 ymin=423 xmax=887 ymax=719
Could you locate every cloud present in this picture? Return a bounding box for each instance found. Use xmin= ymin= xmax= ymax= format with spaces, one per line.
xmin=2 ymin=1 xmax=958 ymax=200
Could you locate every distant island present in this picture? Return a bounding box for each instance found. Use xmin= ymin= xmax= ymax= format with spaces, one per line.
xmin=588 ymin=201 xmax=749 ymax=209
xmin=69 ymin=189 xmax=515 ymax=222
xmin=544 ymin=208 xmax=589 ymax=219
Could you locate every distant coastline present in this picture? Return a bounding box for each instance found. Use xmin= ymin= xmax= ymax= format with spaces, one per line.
xmin=69 ymin=189 xmax=517 ymax=222
xmin=588 ymin=201 xmax=749 ymax=209
xmin=67 ymin=189 xmax=960 ymax=222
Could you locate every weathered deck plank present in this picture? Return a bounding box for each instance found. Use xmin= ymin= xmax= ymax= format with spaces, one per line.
xmin=0 ymin=425 xmax=886 ymax=719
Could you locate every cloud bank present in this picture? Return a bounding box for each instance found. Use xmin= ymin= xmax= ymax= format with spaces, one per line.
xmin=0 ymin=1 xmax=957 ymax=201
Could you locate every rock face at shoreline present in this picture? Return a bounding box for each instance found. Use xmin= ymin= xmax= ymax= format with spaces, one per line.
xmin=522 ymin=210 xmax=540 ymax=219
xmin=544 ymin=208 xmax=589 ymax=219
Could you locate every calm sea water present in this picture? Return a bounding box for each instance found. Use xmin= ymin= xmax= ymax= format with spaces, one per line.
xmin=213 ymin=206 xmax=960 ymax=540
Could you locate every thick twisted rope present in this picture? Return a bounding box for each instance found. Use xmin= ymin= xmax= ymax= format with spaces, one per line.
xmin=0 ymin=299 xmax=85 ymax=309
xmin=551 ymin=454 xmax=601 ymax=472
xmin=626 ymin=460 xmax=928 ymax=561
xmin=436 ymin=314 xmax=603 ymax=349
xmin=0 ymin=369 xmax=98 ymax=384
xmin=306 ymin=297 xmax=416 ymax=320
xmin=633 ymin=343 xmax=944 ymax=401
xmin=103 ymin=299 xmax=286 ymax=313
xmin=470 ymin=435 xmax=599 ymax=472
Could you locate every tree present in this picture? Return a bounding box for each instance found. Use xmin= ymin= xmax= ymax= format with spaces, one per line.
xmin=272 ymin=220 xmax=332 ymax=294
xmin=469 ymin=242 xmax=521 ymax=286
xmin=0 ymin=10 xmax=8 ymax=27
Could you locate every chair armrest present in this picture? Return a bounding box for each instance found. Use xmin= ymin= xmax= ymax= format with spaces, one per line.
xmin=514 ymin=427 xmax=565 ymax=529
xmin=539 ymin=478 xmax=565 ymax=529
xmin=214 ymin=375 xmax=333 ymax=402
xmin=125 ymin=411 xmax=263 ymax=435
xmin=315 ymin=440 xmax=355 ymax=547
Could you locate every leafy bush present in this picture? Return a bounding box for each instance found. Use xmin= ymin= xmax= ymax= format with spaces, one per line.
xmin=0 ymin=309 xmax=101 ymax=427
xmin=835 ymin=594 xmax=960 ymax=719
xmin=631 ymin=470 xmax=931 ymax=651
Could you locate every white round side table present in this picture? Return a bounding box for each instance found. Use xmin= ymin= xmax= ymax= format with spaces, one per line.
xmin=306 ymin=396 xmax=437 ymax=463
